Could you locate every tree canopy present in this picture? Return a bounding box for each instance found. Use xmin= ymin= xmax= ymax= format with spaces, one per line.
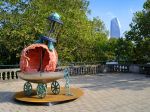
xmin=2 ymin=0 xmax=148 ymax=65
xmin=0 ymin=0 xmax=108 ymax=64
xmin=125 ymin=0 xmax=150 ymax=63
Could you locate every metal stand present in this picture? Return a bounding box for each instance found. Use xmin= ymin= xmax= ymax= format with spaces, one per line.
xmin=64 ymin=68 xmax=72 ymax=96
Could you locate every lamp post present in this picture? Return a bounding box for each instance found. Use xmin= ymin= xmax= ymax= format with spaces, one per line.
xmin=47 ymin=12 xmax=63 ymax=44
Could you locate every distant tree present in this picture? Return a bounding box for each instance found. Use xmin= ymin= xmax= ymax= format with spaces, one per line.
xmin=125 ymin=0 xmax=150 ymax=63
xmin=104 ymin=38 xmax=118 ymax=61
xmin=115 ymin=38 xmax=134 ymax=63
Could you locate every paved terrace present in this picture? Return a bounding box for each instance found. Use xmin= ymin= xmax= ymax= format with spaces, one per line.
xmin=0 ymin=73 xmax=150 ymax=112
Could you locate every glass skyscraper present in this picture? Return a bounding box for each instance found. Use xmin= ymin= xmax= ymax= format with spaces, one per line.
xmin=110 ymin=17 xmax=121 ymax=38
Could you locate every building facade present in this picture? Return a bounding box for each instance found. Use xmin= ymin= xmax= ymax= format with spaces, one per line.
xmin=110 ymin=17 xmax=121 ymax=38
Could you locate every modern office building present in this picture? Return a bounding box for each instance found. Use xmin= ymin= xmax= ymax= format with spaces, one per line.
xmin=110 ymin=17 xmax=121 ymax=38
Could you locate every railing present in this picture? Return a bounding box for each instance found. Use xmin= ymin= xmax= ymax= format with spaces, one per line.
xmin=69 ymin=64 xmax=102 ymax=75
xmin=0 ymin=64 xmax=149 ymax=80
xmin=0 ymin=65 xmax=103 ymax=80
xmin=0 ymin=69 xmax=20 ymax=80
xmin=107 ymin=64 xmax=129 ymax=73
xmin=68 ymin=64 xmax=130 ymax=75
xmin=139 ymin=64 xmax=150 ymax=76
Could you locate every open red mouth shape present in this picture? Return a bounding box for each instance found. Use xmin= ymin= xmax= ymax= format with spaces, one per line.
xmin=20 ymin=44 xmax=58 ymax=73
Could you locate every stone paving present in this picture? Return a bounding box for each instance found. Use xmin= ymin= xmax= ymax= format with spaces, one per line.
xmin=0 ymin=73 xmax=150 ymax=112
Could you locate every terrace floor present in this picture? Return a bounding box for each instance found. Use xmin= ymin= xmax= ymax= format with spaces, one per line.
xmin=0 ymin=73 xmax=150 ymax=112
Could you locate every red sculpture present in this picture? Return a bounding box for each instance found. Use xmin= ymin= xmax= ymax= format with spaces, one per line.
xmin=20 ymin=43 xmax=58 ymax=73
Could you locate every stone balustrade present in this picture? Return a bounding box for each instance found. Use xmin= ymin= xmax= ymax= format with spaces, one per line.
xmin=0 ymin=64 xmax=149 ymax=80
xmin=0 ymin=68 xmax=20 ymax=80
xmin=107 ymin=64 xmax=129 ymax=73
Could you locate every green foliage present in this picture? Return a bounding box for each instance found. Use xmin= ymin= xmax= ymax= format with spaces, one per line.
xmin=0 ymin=0 xmax=108 ymax=64
xmin=104 ymin=38 xmax=118 ymax=61
xmin=125 ymin=0 xmax=150 ymax=63
xmin=115 ymin=38 xmax=134 ymax=63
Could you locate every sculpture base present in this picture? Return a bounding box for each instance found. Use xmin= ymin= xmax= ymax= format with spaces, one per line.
xmin=15 ymin=87 xmax=83 ymax=103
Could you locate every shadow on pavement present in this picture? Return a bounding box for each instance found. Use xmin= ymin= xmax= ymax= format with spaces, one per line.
xmin=0 ymin=91 xmax=76 ymax=106
xmin=70 ymin=73 xmax=150 ymax=91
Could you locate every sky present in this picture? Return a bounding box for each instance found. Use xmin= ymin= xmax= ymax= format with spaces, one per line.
xmin=88 ymin=0 xmax=146 ymax=37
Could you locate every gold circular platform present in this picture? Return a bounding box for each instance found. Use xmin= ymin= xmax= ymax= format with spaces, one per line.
xmin=15 ymin=87 xmax=83 ymax=103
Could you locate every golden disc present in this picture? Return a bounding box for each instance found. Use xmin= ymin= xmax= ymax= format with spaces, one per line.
xmin=15 ymin=87 xmax=83 ymax=103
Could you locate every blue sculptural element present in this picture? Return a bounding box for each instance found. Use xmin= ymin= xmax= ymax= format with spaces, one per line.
xmin=35 ymin=12 xmax=63 ymax=50
xmin=34 ymin=35 xmax=56 ymax=51
xmin=47 ymin=12 xmax=63 ymax=43
xmin=110 ymin=17 xmax=121 ymax=38
xmin=48 ymin=12 xmax=63 ymax=24
xmin=64 ymin=68 xmax=72 ymax=96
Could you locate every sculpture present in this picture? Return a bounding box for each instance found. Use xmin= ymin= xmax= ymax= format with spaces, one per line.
xmin=16 ymin=13 xmax=83 ymax=103
xmin=18 ymin=13 xmax=66 ymax=98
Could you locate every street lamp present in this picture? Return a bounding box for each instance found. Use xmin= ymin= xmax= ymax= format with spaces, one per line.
xmin=47 ymin=12 xmax=63 ymax=44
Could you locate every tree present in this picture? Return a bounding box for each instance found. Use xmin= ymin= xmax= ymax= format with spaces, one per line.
xmin=0 ymin=0 xmax=108 ymax=64
xmin=115 ymin=38 xmax=134 ymax=63
xmin=104 ymin=38 xmax=118 ymax=61
xmin=125 ymin=0 xmax=150 ymax=63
